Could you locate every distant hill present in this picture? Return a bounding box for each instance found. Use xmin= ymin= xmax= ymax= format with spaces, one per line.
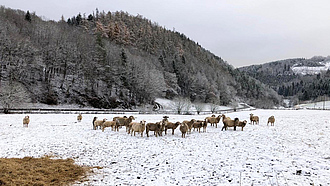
xmin=0 ymin=6 xmax=281 ymax=109
xmin=239 ymin=56 xmax=330 ymax=106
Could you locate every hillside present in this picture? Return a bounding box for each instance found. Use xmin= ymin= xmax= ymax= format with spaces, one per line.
xmin=239 ymin=56 xmax=330 ymax=105
xmin=0 ymin=7 xmax=281 ymax=110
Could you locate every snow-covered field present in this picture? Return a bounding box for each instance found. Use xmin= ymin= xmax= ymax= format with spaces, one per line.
xmin=0 ymin=110 xmax=329 ymax=185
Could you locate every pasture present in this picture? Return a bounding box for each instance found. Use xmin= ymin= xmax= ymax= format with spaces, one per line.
xmin=0 ymin=109 xmax=329 ymax=185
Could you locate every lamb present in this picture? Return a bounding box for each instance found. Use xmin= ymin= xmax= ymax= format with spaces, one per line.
xmin=146 ymin=122 xmax=162 ymax=137
xmin=77 ymin=114 xmax=82 ymax=122
xmin=23 ymin=116 xmax=30 ymax=127
xmin=267 ymin=116 xmax=275 ymax=126
xmin=164 ymin=121 xmax=180 ymax=135
xmin=93 ymin=117 xmax=106 ymax=130
xmin=182 ymin=119 xmax=196 ymax=134
xmin=205 ymin=115 xmax=222 ymax=128
xmin=130 ymin=120 xmax=146 ymax=137
xmin=115 ymin=116 xmax=135 ymax=132
xmin=101 ymin=120 xmax=116 ymax=132
xmin=192 ymin=120 xmax=204 ymax=133
xmin=221 ymin=117 xmax=240 ymax=131
xmin=179 ymin=123 xmax=189 ymax=138
xmin=250 ymin=114 xmax=259 ymax=125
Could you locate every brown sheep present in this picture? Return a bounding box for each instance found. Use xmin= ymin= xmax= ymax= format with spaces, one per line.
xmin=130 ymin=120 xmax=146 ymax=137
xmin=158 ymin=116 xmax=169 ymax=136
xmin=23 ymin=116 xmax=30 ymax=127
xmin=102 ymin=120 xmax=116 ymax=132
xmin=179 ymin=123 xmax=189 ymax=138
xmin=113 ymin=116 xmax=127 ymax=121
xmin=221 ymin=118 xmax=239 ymax=131
xmin=192 ymin=120 xmax=204 ymax=133
xmin=164 ymin=121 xmax=180 ymax=135
xmin=115 ymin=116 xmax=135 ymax=132
xmin=94 ymin=118 xmax=106 ymax=130
xmin=146 ymin=122 xmax=162 ymax=137
xmin=77 ymin=114 xmax=82 ymax=122
xmin=267 ymin=116 xmax=275 ymax=126
xmin=237 ymin=120 xmax=247 ymax=131
xmin=205 ymin=115 xmax=221 ymax=128
xmin=182 ymin=119 xmax=196 ymax=134
xmin=250 ymin=114 xmax=259 ymax=125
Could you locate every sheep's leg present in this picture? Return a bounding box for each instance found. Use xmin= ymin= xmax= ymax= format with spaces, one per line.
xmin=172 ymin=129 xmax=175 ymax=135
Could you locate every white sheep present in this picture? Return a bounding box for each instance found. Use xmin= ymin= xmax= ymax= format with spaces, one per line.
xmin=130 ymin=120 xmax=146 ymax=137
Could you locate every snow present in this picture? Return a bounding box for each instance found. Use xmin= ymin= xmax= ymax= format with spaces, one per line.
xmin=1 ymin=110 xmax=330 ymax=185
xmin=291 ymin=61 xmax=330 ymax=75
xmin=295 ymin=101 xmax=330 ymax=110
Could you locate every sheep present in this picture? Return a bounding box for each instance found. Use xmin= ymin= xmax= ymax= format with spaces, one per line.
xmin=192 ymin=120 xmax=204 ymax=133
xmin=237 ymin=120 xmax=247 ymax=131
xmin=250 ymin=114 xmax=259 ymax=125
xmin=179 ymin=123 xmax=189 ymax=138
xmin=146 ymin=122 xmax=162 ymax=137
xmin=115 ymin=116 xmax=135 ymax=132
xmin=77 ymin=114 xmax=82 ymax=122
xmin=158 ymin=116 xmax=169 ymax=136
xmin=93 ymin=118 xmax=106 ymax=130
xmin=164 ymin=121 xmax=180 ymax=135
xmin=205 ymin=115 xmax=221 ymax=128
xmin=222 ymin=117 xmax=241 ymax=131
xmin=23 ymin=116 xmax=30 ymax=127
xmin=113 ymin=116 xmax=127 ymax=121
xmin=130 ymin=120 xmax=146 ymax=137
xmin=267 ymin=116 xmax=275 ymax=126
xmin=182 ymin=119 xmax=196 ymax=134
xmin=101 ymin=120 xmax=116 ymax=132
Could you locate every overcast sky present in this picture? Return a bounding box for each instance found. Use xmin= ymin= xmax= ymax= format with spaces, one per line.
xmin=1 ymin=0 xmax=330 ymax=67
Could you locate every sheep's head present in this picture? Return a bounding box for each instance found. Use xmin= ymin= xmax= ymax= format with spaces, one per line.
xmin=242 ymin=120 xmax=247 ymax=127
xmin=129 ymin=116 xmax=135 ymax=120
xmin=175 ymin=122 xmax=181 ymax=127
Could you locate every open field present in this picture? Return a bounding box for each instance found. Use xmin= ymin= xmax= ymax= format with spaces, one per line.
xmin=0 ymin=110 xmax=329 ymax=185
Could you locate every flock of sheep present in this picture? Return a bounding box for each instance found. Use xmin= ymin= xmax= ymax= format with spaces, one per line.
xmin=20 ymin=113 xmax=275 ymax=138
xmin=85 ymin=113 xmax=276 ymax=138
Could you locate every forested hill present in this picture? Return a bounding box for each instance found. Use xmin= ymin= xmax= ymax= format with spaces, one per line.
xmin=0 ymin=7 xmax=281 ymax=109
xmin=239 ymin=56 xmax=330 ymax=106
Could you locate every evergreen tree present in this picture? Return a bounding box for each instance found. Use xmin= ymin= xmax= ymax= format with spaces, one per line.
xmin=25 ymin=11 xmax=31 ymax=22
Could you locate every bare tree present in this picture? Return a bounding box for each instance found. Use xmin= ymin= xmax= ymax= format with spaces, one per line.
xmin=171 ymin=97 xmax=190 ymax=114
xmin=194 ymin=102 xmax=204 ymax=115
xmin=0 ymin=82 xmax=30 ymax=113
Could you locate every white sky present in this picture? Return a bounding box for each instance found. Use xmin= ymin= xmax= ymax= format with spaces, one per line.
xmin=1 ymin=0 xmax=330 ymax=67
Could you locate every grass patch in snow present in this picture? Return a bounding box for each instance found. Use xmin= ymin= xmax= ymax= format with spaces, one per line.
xmin=0 ymin=156 xmax=92 ymax=185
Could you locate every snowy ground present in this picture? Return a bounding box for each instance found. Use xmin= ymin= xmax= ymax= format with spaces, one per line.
xmin=0 ymin=110 xmax=329 ymax=185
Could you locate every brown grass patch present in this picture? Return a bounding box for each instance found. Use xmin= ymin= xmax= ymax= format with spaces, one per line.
xmin=0 ymin=156 xmax=91 ymax=185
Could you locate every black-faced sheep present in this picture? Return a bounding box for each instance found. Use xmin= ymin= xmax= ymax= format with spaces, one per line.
xmin=267 ymin=116 xmax=275 ymax=126
xmin=130 ymin=120 xmax=146 ymax=137
xmin=93 ymin=117 xmax=106 ymax=130
xmin=115 ymin=116 xmax=135 ymax=132
xmin=182 ymin=119 xmax=196 ymax=134
xmin=101 ymin=120 xmax=116 ymax=132
xmin=221 ymin=117 xmax=239 ymax=131
xmin=205 ymin=115 xmax=221 ymax=128
xmin=192 ymin=120 xmax=204 ymax=133
xmin=164 ymin=121 xmax=180 ymax=135
xmin=77 ymin=114 xmax=82 ymax=122
xmin=250 ymin=114 xmax=259 ymax=125
xmin=179 ymin=123 xmax=189 ymax=138
xmin=23 ymin=116 xmax=30 ymax=127
xmin=146 ymin=122 xmax=162 ymax=137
